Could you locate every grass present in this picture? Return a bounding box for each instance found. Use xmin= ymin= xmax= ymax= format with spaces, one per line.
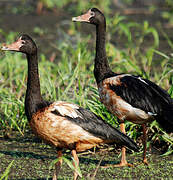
xmin=0 ymin=1 xmax=173 ymax=178
xmin=0 ymin=160 xmax=14 ymax=180
xmin=0 ymin=11 xmax=173 ymax=148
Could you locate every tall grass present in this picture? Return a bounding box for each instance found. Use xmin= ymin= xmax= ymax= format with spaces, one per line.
xmin=38 ymin=0 xmax=111 ymax=14
xmin=0 ymin=11 xmax=173 ymax=154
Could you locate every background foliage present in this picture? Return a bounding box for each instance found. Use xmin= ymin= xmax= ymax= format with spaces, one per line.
xmin=0 ymin=0 xmax=173 ymax=178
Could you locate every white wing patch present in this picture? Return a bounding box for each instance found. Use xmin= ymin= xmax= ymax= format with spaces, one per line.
xmin=54 ymin=105 xmax=79 ymax=118
xmin=52 ymin=101 xmax=82 ymax=119
xmin=137 ymin=77 xmax=148 ymax=85
xmin=148 ymin=112 xmax=157 ymax=116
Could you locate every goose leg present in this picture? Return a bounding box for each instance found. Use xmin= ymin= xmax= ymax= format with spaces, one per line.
xmin=114 ymin=122 xmax=133 ymax=167
xmin=103 ymin=122 xmax=133 ymax=168
xmin=72 ymin=149 xmax=79 ymax=180
xmin=142 ymin=124 xmax=148 ymax=165
xmin=53 ymin=150 xmax=63 ymax=180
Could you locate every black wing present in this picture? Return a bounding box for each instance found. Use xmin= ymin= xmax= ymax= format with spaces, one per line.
xmin=66 ymin=107 xmax=139 ymax=152
xmin=109 ymin=75 xmax=172 ymax=115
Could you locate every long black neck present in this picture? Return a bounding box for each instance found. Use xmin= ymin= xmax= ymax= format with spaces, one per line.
xmin=25 ymin=53 xmax=44 ymax=121
xmin=94 ymin=21 xmax=113 ymax=84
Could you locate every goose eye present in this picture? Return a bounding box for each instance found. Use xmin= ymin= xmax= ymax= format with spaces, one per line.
xmin=91 ymin=12 xmax=95 ymax=16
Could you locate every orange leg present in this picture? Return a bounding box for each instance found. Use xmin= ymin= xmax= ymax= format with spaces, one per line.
xmin=103 ymin=122 xmax=133 ymax=168
xmin=72 ymin=149 xmax=79 ymax=180
xmin=114 ymin=122 xmax=133 ymax=167
xmin=142 ymin=124 xmax=148 ymax=165
xmin=53 ymin=150 xmax=63 ymax=180
xmin=36 ymin=1 xmax=43 ymax=15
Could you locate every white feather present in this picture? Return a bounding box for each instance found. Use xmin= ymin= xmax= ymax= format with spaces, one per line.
xmin=148 ymin=112 xmax=157 ymax=116
xmin=54 ymin=105 xmax=79 ymax=119
xmin=138 ymin=77 xmax=148 ymax=85
xmin=63 ymin=103 xmax=79 ymax=109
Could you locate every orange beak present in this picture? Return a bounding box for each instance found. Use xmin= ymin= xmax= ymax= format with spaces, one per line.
xmin=1 ymin=38 xmax=24 ymax=51
xmin=72 ymin=9 xmax=92 ymax=23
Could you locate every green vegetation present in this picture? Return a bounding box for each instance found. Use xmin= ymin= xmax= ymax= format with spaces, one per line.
xmin=0 ymin=0 xmax=173 ymax=179
xmin=0 ymin=11 xmax=173 ymax=149
xmin=0 ymin=160 xmax=14 ymax=180
xmin=38 ymin=0 xmax=111 ymax=14
xmin=162 ymin=0 xmax=173 ymax=26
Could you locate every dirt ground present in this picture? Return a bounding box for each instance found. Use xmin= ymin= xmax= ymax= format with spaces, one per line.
xmin=0 ymin=130 xmax=173 ymax=180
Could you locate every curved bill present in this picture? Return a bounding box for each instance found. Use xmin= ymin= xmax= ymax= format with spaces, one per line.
xmin=72 ymin=9 xmax=92 ymax=23
xmin=1 ymin=38 xmax=23 ymax=51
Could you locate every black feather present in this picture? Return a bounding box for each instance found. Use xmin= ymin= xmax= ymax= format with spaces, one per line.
xmin=65 ymin=107 xmax=139 ymax=152
xmin=109 ymin=74 xmax=173 ymax=133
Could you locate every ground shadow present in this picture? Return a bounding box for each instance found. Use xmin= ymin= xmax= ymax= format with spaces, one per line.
xmin=0 ymin=150 xmax=55 ymax=160
xmin=0 ymin=149 xmax=119 ymax=166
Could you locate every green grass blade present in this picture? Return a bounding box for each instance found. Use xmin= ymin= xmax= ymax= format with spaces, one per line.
xmin=0 ymin=160 xmax=14 ymax=180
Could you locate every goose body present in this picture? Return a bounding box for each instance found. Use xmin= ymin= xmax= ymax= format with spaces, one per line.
xmin=2 ymin=34 xmax=138 ymax=179
xmin=98 ymin=73 xmax=173 ymax=130
xmin=30 ymin=101 xmax=138 ymax=152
